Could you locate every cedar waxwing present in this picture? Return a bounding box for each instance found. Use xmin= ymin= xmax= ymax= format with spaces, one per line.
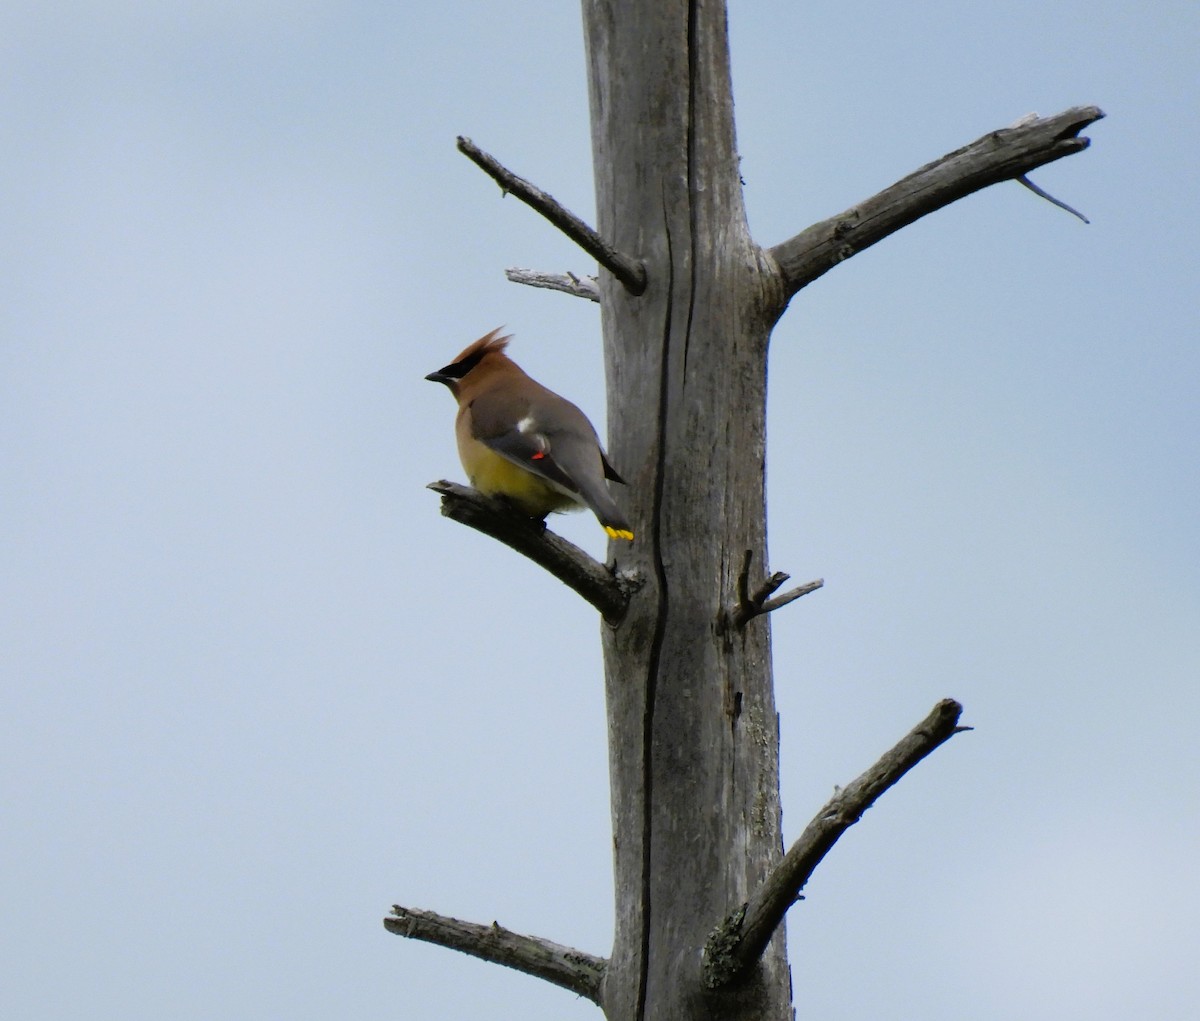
xmin=426 ymin=329 xmax=634 ymax=540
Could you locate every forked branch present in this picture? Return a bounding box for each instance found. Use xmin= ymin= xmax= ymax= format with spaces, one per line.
xmin=428 ymin=480 xmax=634 ymax=623
xmin=703 ymin=698 xmax=970 ymax=988
xmin=769 ymin=105 xmax=1104 ymax=299
xmin=457 ymin=136 xmax=647 ymax=295
xmin=731 ymin=549 xmax=823 ymax=628
xmin=385 ymin=905 xmax=606 ymax=1004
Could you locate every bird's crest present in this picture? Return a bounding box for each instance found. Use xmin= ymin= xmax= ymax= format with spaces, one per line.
xmin=448 ymin=327 xmax=511 ymax=368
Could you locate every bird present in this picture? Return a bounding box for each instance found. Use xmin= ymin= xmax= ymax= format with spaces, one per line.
xmin=426 ymin=329 xmax=634 ymax=540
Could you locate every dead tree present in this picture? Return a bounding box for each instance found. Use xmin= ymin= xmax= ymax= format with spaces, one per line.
xmin=388 ymin=3 xmax=1102 ymax=1018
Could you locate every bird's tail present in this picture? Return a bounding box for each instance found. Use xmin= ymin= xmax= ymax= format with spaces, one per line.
xmin=576 ymin=477 xmax=633 ymax=540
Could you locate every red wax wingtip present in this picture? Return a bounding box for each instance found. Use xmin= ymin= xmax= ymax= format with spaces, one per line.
xmin=531 ymin=451 xmax=545 ymax=460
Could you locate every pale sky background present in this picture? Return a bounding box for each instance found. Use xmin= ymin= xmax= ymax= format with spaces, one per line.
xmin=2 ymin=3 xmax=1197 ymax=1019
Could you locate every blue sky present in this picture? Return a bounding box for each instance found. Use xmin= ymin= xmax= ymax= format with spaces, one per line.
xmin=2 ymin=3 xmax=1197 ymax=1019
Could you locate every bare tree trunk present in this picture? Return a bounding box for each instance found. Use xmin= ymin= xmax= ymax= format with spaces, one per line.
xmin=584 ymin=2 xmax=792 ymax=1018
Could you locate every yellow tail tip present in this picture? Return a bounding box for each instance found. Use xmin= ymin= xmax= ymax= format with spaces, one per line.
xmin=604 ymin=526 xmax=635 ymax=541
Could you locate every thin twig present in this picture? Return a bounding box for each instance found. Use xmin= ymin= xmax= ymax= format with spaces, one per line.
xmin=428 ymin=480 xmax=634 ymax=624
xmin=505 ymin=267 xmax=601 ymax=302
xmin=1017 ymin=174 xmax=1090 ymax=223
xmin=769 ymin=105 xmax=1104 ymax=299
xmin=457 ymin=136 xmax=647 ymax=295
xmin=385 ymin=905 xmax=606 ymax=1005
xmin=702 ymin=698 xmax=970 ymax=988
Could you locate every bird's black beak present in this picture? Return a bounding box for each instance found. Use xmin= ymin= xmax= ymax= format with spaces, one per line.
xmin=425 ymin=369 xmax=452 ymax=385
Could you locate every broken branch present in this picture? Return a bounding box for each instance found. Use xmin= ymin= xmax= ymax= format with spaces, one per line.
xmin=457 ymin=136 xmax=647 ymax=295
xmin=703 ymin=698 xmax=970 ymax=988
xmin=769 ymin=105 xmax=1104 ymax=298
xmin=505 ymin=267 xmax=601 ymax=302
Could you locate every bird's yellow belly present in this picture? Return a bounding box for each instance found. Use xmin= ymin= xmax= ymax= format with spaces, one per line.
xmin=460 ymin=442 xmax=580 ymax=517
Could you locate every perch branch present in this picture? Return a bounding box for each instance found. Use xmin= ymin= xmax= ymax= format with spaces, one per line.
xmin=731 ymin=548 xmax=822 ymax=628
xmin=769 ymin=105 xmax=1104 ymax=298
xmin=457 ymin=136 xmax=647 ymax=295
xmin=428 ymin=480 xmax=633 ymax=624
xmin=703 ymin=698 xmax=970 ymax=988
xmin=385 ymin=905 xmax=606 ymax=1005
xmin=505 ymin=267 xmax=601 ymax=302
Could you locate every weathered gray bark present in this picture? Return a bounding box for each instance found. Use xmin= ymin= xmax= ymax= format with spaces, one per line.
xmin=584 ymin=2 xmax=791 ymax=1018
xmin=581 ymin=4 xmax=1097 ymax=1019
